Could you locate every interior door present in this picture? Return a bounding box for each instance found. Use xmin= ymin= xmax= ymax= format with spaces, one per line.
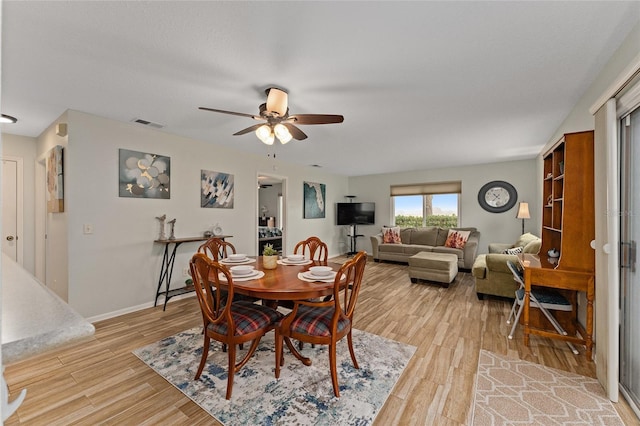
xmin=620 ymin=107 xmax=640 ymax=413
xmin=2 ymin=158 xmax=18 ymax=260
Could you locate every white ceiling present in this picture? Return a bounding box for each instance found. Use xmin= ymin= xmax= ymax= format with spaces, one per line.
xmin=2 ymin=1 xmax=639 ymax=176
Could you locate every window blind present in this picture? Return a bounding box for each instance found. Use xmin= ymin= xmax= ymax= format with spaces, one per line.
xmin=390 ymin=181 xmax=461 ymax=196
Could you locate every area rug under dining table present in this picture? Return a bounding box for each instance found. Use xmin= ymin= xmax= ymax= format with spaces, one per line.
xmin=133 ymin=327 xmax=416 ymax=425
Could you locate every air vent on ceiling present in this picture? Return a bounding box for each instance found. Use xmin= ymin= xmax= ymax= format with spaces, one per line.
xmin=131 ymin=118 xmax=164 ymax=129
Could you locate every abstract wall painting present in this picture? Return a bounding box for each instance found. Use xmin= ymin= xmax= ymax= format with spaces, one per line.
xmin=303 ymin=181 xmax=326 ymax=219
xmin=201 ymin=170 xmax=234 ymax=208
xmin=46 ymin=145 xmax=64 ymax=213
xmin=119 ymin=149 xmax=170 ymax=199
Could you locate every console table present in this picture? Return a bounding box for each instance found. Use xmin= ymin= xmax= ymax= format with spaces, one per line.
xmin=154 ymin=235 xmax=232 ymax=310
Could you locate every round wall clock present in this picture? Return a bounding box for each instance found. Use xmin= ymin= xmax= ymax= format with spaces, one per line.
xmin=478 ymin=181 xmax=518 ymax=213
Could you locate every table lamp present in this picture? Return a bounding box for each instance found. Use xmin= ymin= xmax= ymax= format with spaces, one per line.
xmin=516 ymin=202 xmax=530 ymax=234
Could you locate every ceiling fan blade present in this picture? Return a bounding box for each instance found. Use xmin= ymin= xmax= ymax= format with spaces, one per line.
xmin=199 ymin=107 xmax=261 ymax=120
xmin=233 ymin=123 xmax=265 ymax=136
xmin=290 ymin=114 xmax=344 ymax=125
xmin=266 ymin=88 xmax=288 ymax=116
xmin=283 ymin=123 xmax=308 ymax=140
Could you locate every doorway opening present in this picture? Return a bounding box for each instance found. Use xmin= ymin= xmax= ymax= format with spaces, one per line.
xmin=258 ymin=174 xmax=285 ymax=255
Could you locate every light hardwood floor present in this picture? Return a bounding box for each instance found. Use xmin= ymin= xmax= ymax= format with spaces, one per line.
xmin=5 ymin=256 xmax=639 ymax=425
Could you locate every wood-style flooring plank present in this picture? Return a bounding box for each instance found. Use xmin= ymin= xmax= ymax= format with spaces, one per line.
xmin=4 ymin=256 xmax=638 ymax=424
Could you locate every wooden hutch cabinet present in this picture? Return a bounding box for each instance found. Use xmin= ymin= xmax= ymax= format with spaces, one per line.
xmin=519 ymin=130 xmax=596 ymax=357
xmin=541 ymin=130 xmax=595 ymax=270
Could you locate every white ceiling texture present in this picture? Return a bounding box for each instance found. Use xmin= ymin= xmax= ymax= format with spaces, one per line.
xmin=2 ymin=1 xmax=639 ymax=176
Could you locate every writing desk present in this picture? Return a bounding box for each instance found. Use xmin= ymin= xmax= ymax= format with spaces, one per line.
xmin=517 ymin=253 xmax=594 ymax=358
xmin=154 ymin=235 xmax=232 ymax=310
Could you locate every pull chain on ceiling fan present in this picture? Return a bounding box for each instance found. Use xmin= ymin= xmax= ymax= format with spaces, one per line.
xmin=199 ymin=87 xmax=344 ymax=145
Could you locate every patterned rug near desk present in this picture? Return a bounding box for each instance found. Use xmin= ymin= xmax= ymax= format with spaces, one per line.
xmin=133 ymin=327 xmax=415 ymax=425
xmin=471 ymin=350 xmax=624 ymax=425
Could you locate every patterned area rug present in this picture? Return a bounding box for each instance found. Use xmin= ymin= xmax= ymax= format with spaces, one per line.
xmin=133 ymin=327 xmax=415 ymax=425
xmin=471 ymin=350 xmax=624 ymax=425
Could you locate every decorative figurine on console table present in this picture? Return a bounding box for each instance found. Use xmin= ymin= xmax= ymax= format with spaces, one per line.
xmin=155 ymin=214 xmax=167 ymax=240
xmin=167 ymin=218 xmax=176 ymax=240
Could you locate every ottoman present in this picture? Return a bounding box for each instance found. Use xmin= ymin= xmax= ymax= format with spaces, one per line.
xmin=408 ymin=252 xmax=458 ymax=287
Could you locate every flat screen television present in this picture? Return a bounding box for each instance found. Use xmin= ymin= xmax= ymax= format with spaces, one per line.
xmin=336 ymin=202 xmax=375 ymax=225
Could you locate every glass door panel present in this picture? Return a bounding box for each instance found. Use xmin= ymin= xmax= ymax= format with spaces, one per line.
xmin=620 ymin=106 xmax=640 ymax=411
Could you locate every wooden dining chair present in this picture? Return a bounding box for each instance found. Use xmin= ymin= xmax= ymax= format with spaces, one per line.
xmin=294 ymin=236 xmax=328 ymax=262
xmin=198 ymin=237 xmax=236 ymax=261
xmin=189 ymin=253 xmax=283 ymax=399
xmin=275 ymin=251 xmax=367 ymax=397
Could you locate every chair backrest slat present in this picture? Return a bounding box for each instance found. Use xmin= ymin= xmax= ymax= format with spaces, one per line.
xmin=333 ymin=251 xmax=367 ymax=319
xmin=198 ymin=237 xmax=236 ymax=261
xmin=190 ymin=253 xmax=234 ymax=330
xmin=294 ymin=236 xmax=328 ymax=262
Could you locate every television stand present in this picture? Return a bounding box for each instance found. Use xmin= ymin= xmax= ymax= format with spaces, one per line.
xmin=347 ymin=224 xmax=364 ymax=256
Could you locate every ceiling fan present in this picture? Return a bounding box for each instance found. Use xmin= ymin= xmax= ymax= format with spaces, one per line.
xmin=199 ymin=87 xmax=344 ymax=145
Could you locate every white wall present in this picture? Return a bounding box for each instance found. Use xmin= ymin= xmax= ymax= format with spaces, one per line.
xmin=1 ymin=134 xmax=37 ymax=274
xmin=62 ymin=110 xmax=348 ymax=318
xmin=347 ymin=158 xmax=538 ymax=255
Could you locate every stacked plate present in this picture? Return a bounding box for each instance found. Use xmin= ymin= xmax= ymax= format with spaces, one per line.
xmin=223 ymin=254 xmax=249 ymax=263
xmin=229 ymin=265 xmax=259 ymax=279
xmin=281 ymin=254 xmax=307 ymax=265
xmin=303 ymin=266 xmax=337 ymax=281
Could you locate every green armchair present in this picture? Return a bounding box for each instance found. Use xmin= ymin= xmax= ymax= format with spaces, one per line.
xmin=472 ymin=233 xmax=542 ymax=299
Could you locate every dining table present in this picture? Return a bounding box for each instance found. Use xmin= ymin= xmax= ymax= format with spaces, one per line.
xmin=213 ymin=256 xmax=345 ymax=304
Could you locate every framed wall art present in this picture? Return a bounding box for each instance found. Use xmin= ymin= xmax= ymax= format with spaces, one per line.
xmin=119 ymin=149 xmax=170 ymax=199
xmin=201 ymin=169 xmax=234 ymax=208
xmin=303 ymin=181 xmax=326 ymax=219
xmin=46 ymin=145 xmax=64 ymax=213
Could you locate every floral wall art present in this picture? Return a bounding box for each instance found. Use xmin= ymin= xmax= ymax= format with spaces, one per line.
xmin=201 ymin=169 xmax=234 ymax=208
xmin=119 ymin=149 xmax=170 ymax=199
xmin=46 ymin=145 xmax=64 ymax=213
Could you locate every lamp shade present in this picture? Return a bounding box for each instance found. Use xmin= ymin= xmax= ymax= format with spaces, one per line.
xmin=266 ymin=88 xmax=288 ymax=117
xmin=256 ymin=125 xmax=274 ymax=145
xmin=516 ymin=202 xmax=530 ymax=219
xmin=274 ymin=123 xmax=292 ymax=144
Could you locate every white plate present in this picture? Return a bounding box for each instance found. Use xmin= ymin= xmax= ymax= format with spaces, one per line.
xmin=308 ymin=266 xmax=333 ymax=277
xmin=303 ymin=271 xmax=337 ymax=280
xmin=223 ymin=257 xmax=249 ymax=263
xmin=230 ymin=265 xmax=254 ymax=276
xmin=286 ymin=255 xmax=305 ymax=262
xmin=223 ymin=270 xmax=261 ymax=280
xmin=283 ymin=258 xmax=307 ymax=264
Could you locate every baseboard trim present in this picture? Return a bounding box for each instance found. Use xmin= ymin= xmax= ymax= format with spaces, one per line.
xmin=86 ymin=293 xmax=197 ymax=323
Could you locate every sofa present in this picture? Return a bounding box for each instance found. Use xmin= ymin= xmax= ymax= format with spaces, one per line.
xmin=472 ymin=233 xmax=542 ymax=299
xmin=370 ymin=226 xmax=480 ymax=270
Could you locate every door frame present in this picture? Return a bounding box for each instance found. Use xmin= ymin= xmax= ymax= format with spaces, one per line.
xmin=257 ymin=173 xmax=287 ymax=255
xmin=2 ymin=156 xmax=24 ymax=265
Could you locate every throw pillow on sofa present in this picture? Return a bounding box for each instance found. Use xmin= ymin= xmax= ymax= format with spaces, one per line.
xmin=503 ymin=246 xmax=523 ymax=255
xmin=444 ymin=229 xmax=470 ymax=249
xmin=382 ymin=227 xmax=402 ymax=244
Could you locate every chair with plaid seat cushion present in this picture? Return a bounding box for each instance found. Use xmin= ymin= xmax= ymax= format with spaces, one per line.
xmin=275 ymin=251 xmax=367 ymax=398
xmin=190 ymin=253 xmax=283 ymax=400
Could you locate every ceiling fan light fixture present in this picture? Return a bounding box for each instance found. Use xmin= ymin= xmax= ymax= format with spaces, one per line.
xmin=266 ymin=88 xmax=288 ymax=117
xmin=274 ymin=123 xmax=292 ymax=144
xmin=0 ymin=114 xmax=18 ymax=124
xmin=256 ymin=124 xmax=274 ymax=145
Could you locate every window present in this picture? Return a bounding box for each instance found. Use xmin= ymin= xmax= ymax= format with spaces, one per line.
xmin=391 ymin=181 xmax=460 ymax=227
